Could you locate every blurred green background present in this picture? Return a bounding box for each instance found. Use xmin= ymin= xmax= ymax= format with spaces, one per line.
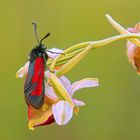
xmin=0 ymin=0 xmax=140 ymax=140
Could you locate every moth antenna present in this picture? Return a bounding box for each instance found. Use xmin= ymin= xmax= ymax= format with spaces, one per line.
xmin=40 ymin=33 xmax=51 ymax=44
xmin=32 ymin=22 xmax=40 ymax=44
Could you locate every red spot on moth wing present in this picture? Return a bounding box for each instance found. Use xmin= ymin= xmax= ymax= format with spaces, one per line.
xmin=31 ymin=57 xmax=45 ymax=96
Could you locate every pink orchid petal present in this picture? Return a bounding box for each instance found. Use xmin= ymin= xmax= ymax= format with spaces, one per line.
xmin=52 ymin=101 xmax=73 ymax=125
xmin=16 ymin=61 xmax=29 ymax=78
xmin=127 ymin=27 xmax=138 ymax=33
xmin=47 ymin=48 xmax=63 ymax=59
xmin=68 ymin=78 xmax=99 ymax=97
xmin=126 ymin=24 xmax=140 ymax=71
xmin=127 ymin=26 xmax=137 ymax=65
xmin=127 ymin=41 xmax=137 ymax=69
xmin=59 ymin=76 xmax=71 ymax=90
xmin=72 ymin=98 xmax=85 ymax=106
xmin=45 ymin=82 xmax=58 ymax=101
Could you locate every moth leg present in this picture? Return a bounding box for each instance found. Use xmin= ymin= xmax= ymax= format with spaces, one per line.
xmin=43 ymin=53 xmax=55 ymax=73
xmin=44 ymin=77 xmax=48 ymax=83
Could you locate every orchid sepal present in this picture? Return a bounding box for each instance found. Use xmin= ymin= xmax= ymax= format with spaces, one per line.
xmin=49 ymin=72 xmax=75 ymax=107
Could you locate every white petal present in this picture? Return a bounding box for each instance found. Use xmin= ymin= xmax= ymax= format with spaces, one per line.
xmin=46 ymin=72 xmax=71 ymax=92
xmin=68 ymin=78 xmax=99 ymax=97
xmin=72 ymin=98 xmax=85 ymax=106
xmin=59 ymin=76 xmax=71 ymax=90
xmin=49 ymin=73 xmax=74 ymax=107
xmin=16 ymin=62 xmax=29 ymax=78
xmin=45 ymin=82 xmax=58 ymax=100
xmin=44 ymin=71 xmax=58 ymax=100
xmin=127 ymin=41 xmax=137 ymax=69
xmin=52 ymin=101 xmax=73 ymax=125
xmin=47 ymin=48 xmax=63 ymax=59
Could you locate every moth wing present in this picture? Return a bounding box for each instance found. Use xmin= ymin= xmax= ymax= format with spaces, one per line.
xmin=24 ymin=57 xmax=45 ymax=109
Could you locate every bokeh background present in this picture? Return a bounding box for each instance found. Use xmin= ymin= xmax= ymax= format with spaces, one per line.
xmin=0 ymin=0 xmax=140 ymax=140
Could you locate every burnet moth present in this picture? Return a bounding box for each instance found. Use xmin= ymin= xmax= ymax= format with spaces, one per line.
xmin=24 ymin=23 xmax=60 ymax=109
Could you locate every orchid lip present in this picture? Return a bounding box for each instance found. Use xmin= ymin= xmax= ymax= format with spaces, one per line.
xmin=34 ymin=115 xmax=55 ymax=127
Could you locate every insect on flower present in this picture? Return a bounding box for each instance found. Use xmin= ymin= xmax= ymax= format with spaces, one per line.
xmin=25 ymin=23 xmax=62 ymax=109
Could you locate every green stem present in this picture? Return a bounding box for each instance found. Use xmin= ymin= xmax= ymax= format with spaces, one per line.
xmin=50 ymin=33 xmax=140 ymax=72
xmin=47 ymin=48 xmax=84 ymax=66
xmin=106 ymin=14 xmax=140 ymax=47
xmin=49 ymin=42 xmax=90 ymax=70
xmin=56 ymin=44 xmax=94 ymax=76
xmin=90 ymin=33 xmax=140 ymax=48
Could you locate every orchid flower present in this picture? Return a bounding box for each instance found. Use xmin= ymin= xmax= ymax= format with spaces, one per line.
xmin=47 ymin=74 xmax=99 ymax=126
xmin=16 ymin=48 xmax=99 ymax=130
xmin=28 ymin=74 xmax=99 ymax=130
